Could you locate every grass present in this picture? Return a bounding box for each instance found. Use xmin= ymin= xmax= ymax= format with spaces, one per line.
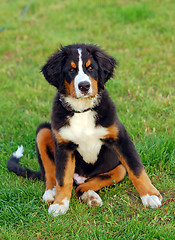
xmin=0 ymin=0 xmax=175 ymax=239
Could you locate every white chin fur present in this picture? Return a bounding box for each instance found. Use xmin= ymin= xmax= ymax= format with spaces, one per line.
xmin=141 ymin=194 xmax=162 ymax=208
xmin=48 ymin=198 xmax=70 ymax=216
xmin=13 ymin=145 xmax=24 ymax=158
xmin=64 ymin=94 xmax=100 ymax=112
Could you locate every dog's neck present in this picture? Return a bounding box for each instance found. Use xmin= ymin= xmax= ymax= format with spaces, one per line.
xmin=59 ymin=94 xmax=101 ymax=113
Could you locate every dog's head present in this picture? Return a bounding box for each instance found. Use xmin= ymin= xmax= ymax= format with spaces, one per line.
xmin=41 ymin=44 xmax=117 ymax=98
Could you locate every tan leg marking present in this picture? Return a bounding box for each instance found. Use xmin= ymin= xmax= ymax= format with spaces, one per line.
xmin=115 ymin=150 xmax=162 ymax=203
xmin=89 ymin=77 xmax=98 ymax=96
xmin=36 ymin=128 xmax=56 ymax=191
xmin=54 ymin=154 xmax=75 ymax=204
xmin=75 ymin=164 xmax=126 ymax=194
xmin=129 ymin=169 xmax=162 ymax=198
xmin=48 ymin=154 xmax=75 ymax=216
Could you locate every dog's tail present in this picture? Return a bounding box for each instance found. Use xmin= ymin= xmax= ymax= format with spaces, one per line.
xmin=7 ymin=145 xmax=42 ymax=180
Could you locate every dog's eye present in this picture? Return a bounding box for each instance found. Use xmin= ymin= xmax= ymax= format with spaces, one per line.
xmin=69 ymin=68 xmax=75 ymax=73
xmin=87 ymin=66 xmax=93 ymax=71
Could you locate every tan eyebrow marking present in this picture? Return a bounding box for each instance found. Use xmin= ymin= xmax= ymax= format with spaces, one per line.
xmin=86 ymin=59 xmax=91 ymax=68
xmin=71 ymin=61 xmax=77 ymax=68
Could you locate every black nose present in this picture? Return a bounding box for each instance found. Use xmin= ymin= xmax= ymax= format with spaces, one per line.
xmin=78 ymin=81 xmax=90 ymax=93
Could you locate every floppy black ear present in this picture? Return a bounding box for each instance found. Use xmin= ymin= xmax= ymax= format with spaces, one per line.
xmin=89 ymin=45 xmax=117 ymax=87
xmin=41 ymin=50 xmax=65 ymax=90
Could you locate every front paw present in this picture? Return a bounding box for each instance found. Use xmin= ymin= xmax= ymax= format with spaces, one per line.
xmin=42 ymin=187 xmax=56 ymax=203
xmin=141 ymin=194 xmax=162 ymax=208
xmin=48 ymin=198 xmax=70 ymax=216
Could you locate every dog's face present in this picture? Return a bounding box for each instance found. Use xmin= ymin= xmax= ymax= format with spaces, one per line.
xmin=42 ymin=44 xmax=117 ymax=98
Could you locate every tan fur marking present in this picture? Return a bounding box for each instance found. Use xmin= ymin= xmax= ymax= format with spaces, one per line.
xmin=53 ymin=129 xmax=69 ymax=144
xmin=105 ymin=124 xmax=119 ymax=140
xmin=114 ymin=150 xmax=162 ymax=199
xmin=129 ymin=169 xmax=162 ymax=198
xmin=86 ymin=59 xmax=91 ymax=68
xmin=71 ymin=61 xmax=77 ymax=69
xmin=64 ymin=79 xmax=76 ymax=97
xmin=75 ymin=164 xmax=126 ymax=193
xmin=89 ymin=76 xmax=98 ymax=96
xmin=36 ymin=128 xmax=56 ymax=190
xmin=54 ymin=155 xmax=75 ymax=205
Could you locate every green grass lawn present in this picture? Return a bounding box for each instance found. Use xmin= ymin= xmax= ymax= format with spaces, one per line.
xmin=0 ymin=0 xmax=175 ymax=239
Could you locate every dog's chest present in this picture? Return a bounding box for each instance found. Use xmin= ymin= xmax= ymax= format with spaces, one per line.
xmin=59 ymin=111 xmax=107 ymax=164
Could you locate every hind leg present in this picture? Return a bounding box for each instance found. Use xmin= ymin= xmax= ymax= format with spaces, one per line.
xmin=75 ymin=164 xmax=126 ymax=206
xmin=36 ymin=123 xmax=56 ymax=202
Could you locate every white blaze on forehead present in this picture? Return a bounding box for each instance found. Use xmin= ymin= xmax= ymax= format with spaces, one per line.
xmin=78 ymin=48 xmax=83 ymax=73
xmin=74 ymin=48 xmax=92 ymax=98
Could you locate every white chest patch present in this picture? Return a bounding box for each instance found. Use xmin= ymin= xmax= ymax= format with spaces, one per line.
xmin=59 ymin=111 xmax=107 ymax=164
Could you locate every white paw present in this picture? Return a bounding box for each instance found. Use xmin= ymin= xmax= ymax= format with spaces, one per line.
xmin=42 ymin=187 xmax=56 ymax=202
xmin=80 ymin=190 xmax=103 ymax=207
xmin=141 ymin=194 xmax=162 ymax=208
xmin=48 ymin=198 xmax=69 ymax=216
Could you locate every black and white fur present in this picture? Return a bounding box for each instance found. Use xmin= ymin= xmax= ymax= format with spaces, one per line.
xmin=7 ymin=44 xmax=162 ymax=216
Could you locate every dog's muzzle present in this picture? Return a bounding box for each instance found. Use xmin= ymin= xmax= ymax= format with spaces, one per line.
xmin=78 ymin=81 xmax=91 ymax=95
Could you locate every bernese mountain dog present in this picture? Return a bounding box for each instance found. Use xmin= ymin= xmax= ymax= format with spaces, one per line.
xmin=7 ymin=44 xmax=162 ymax=216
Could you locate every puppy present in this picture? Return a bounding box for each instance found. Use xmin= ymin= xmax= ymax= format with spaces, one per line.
xmin=7 ymin=44 xmax=162 ymax=216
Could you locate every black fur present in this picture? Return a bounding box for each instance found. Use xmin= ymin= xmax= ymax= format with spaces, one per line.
xmin=94 ymin=89 xmax=118 ymax=127
xmin=36 ymin=142 xmax=45 ymax=181
xmin=36 ymin=122 xmax=52 ymax=135
xmin=74 ymin=145 xmax=121 ymax=179
xmin=87 ymin=45 xmax=117 ymax=85
xmin=95 ymin=174 xmax=111 ymax=180
xmin=46 ymin=145 xmax=54 ymax=162
xmin=7 ymin=44 xmax=143 ymax=191
xmin=41 ymin=44 xmax=117 ymax=93
xmin=51 ymin=92 xmax=74 ymax=130
xmin=7 ymin=155 xmax=42 ymax=180
xmin=115 ymin=125 xmax=144 ymax=176
xmin=43 ymin=44 xmax=144 ymax=187
xmin=41 ymin=50 xmax=66 ymax=90
xmin=54 ymin=139 xmax=78 ymax=186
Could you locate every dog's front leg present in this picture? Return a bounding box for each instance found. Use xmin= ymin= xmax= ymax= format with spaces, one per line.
xmin=48 ymin=142 xmax=75 ymax=216
xmin=106 ymin=124 xmax=162 ymax=208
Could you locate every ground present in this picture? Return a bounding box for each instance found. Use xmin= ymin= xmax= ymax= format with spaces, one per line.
xmin=0 ymin=0 xmax=174 ymax=239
